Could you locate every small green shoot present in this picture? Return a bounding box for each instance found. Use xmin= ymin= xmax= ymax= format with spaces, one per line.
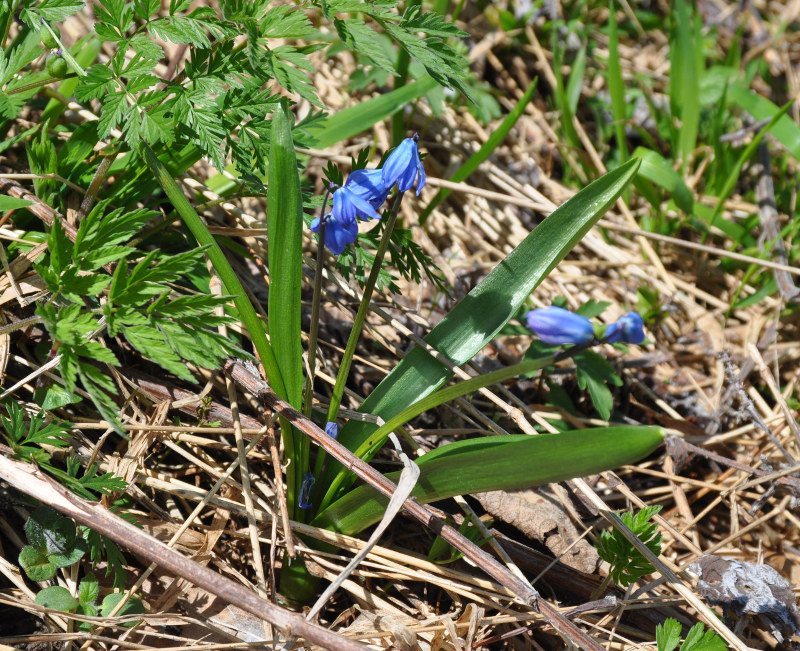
xmin=596 ymin=505 xmax=663 ymax=588
xmin=656 ymin=618 xmax=728 ymax=651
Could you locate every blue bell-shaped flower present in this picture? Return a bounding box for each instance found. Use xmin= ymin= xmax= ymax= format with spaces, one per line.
xmin=310 ymin=214 xmax=358 ymax=256
xmin=604 ymin=312 xmax=645 ymax=344
xmin=382 ymin=134 xmax=426 ymax=195
xmin=344 ymin=168 xmax=390 ymax=213
xmin=525 ymin=306 xmax=595 ymax=345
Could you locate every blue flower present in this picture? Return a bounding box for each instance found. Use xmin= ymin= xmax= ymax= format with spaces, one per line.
xmin=604 ymin=312 xmax=645 ymax=344
xmin=324 ymin=421 xmax=339 ymax=440
xmin=382 ymin=135 xmax=426 ymax=195
xmin=310 ymin=214 xmax=358 ymax=256
xmin=310 ymin=169 xmax=390 ymax=255
xmin=345 ymin=169 xmax=390 ymax=212
xmin=525 ymin=306 xmax=595 ymax=345
xmin=298 ymin=472 xmax=315 ymax=510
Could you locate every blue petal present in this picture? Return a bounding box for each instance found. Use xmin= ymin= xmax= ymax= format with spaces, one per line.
xmin=525 ymin=306 xmax=594 ymax=345
xmin=324 ymin=216 xmax=359 ymax=255
xmin=605 ymin=312 xmax=645 ymax=344
xmin=345 ymin=169 xmax=390 ymax=209
xmin=382 ymin=137 xmax=425 ymax=194
xmin=382 ymin=138 xmax=415 ymax=189
xmin=332 ymin=186 xmax=381 ymax=222
xmin=312 ymin=214 xmax=358 ymax=255
xmin=298 ymin=472 xmax=315 ymax=510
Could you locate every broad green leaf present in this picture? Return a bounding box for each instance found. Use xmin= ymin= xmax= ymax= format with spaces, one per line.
xmin=306 ymin=76 xmax=437 ymax=149
xmin=315 ymin=426 xmax=663 ymax=535
xmin=267 ymin=100 xmax=303 ymax=409
xmin=633 ymin=147 xmax=693 ymax=214
xmin=19 ymin=545 xmax=56 ymax=581
xmin=137 ymin=141 xmax=286 ymax=402
xmin=0 ymin=196 xmax=33 ymax=211
xmin=320 ymin=158 xmax=641 ymax=509
xmin=100 ymin=592 xmax=145 ymax=625
xmin=419 ymin=79 xmax=538 ymax=224
xmin=35 ymin=586 xmax=79 ymax=613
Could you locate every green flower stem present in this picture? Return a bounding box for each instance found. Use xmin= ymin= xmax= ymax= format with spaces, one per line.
xmin=314 ymin=195 xmax=404 ymax=480
xmin=326 ymin=195 xmax=403 ymax=423
xmin=303 ymin=189 xmax=333 ymax=420
xmin=137 ymin=141 xmax=287 ymax=402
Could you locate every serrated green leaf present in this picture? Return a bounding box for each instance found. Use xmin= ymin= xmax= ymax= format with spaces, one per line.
xmin=681 ymin=623 xmax=727 ymax=651
xmin=656 ymin=618 xmax=682 ymax=651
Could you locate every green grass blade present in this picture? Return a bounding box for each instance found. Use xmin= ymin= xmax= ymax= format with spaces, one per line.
xmin=318 ymin=158 xmax=641 ymax=510
xmin=607 ymin=2 xmax=627 ymax=161
xmin=352 ymin=356 xmax=566 ymax=463
xmin=705 ymin=100 xmax=791 ymax=238
xmin=315 ymin=426 xmax=664 ymax=535
xmin=307 ymin=77 xmax=438 ymax=150
xmin=729 ymin=81 xmax=800 ymax=160
xmin=418 ymin=79 xmax=537 ymax=225
xmin=669 ymin=0 xmax=701 ymax=169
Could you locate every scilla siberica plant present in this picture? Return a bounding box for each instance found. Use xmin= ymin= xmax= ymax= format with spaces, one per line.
xmin=3 ymin=0 xmax=663 ymax=608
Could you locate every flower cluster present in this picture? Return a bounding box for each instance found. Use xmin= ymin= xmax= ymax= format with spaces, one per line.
xmin=310 ymin=135 xmax=426 ymax=255
xmin=525 ymin=306 xmax=645 ymax=345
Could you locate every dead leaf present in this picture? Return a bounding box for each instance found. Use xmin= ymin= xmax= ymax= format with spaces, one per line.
xmin=475 ymin=487 xmax=599 ymax=573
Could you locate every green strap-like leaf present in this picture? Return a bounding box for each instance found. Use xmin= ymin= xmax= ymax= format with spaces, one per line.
xmin=306 ymin=76 xmax=438 ymax=149
xmin=268 ymin=100 xmax=306 ymax=516
xmin=268 ymin=100 xmax=304 ymax=409
xmin=319 ymin=158 xmax=641 ymax=510
xmin=315 ymin=426 xmax=663 ymax=535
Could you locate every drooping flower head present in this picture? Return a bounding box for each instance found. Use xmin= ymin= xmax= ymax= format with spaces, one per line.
xmin=324 ymin=421 xmax=339 ymax=440
xmin=525 ymin=306 xmax=595 ymax=345
xmin=310 ymin=214 xmax=358 ymax=256
xmin=382 ymin=134 xmax=426 ymax=195
xmin=311 ymin=168 xmax=391 ymax=255
xmin=604 ymin=312 xmax=645 ymax=344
